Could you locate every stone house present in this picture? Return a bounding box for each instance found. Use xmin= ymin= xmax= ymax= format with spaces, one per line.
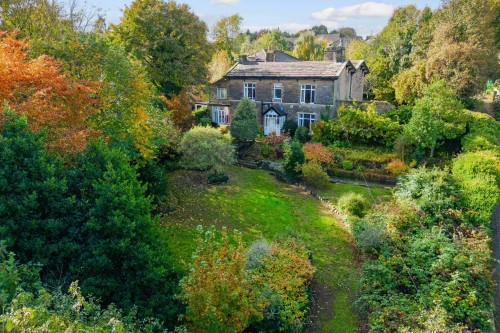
xmin=208 ymin=49 xmax=368 ymax=136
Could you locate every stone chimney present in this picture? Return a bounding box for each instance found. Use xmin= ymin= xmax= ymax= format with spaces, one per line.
xmin=239 ymin=54 xmax=248 ymax=62
xmin=266 ymin=45 xmax=276 ymax=62
xmin=324 ymin=46 xmax=336 ymax=62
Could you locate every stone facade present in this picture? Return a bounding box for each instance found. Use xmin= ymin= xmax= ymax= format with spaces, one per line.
xmin=208 ymin=60 xmax=368 ymax=130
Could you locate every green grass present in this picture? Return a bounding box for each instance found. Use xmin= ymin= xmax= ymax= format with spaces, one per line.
xmin=329 ymin=145 xmax=397 ymax=163
xmin=316 ymin=182 xmax=392 ymax=207
xmin=161 ymin=166 xmax=389 ymax=332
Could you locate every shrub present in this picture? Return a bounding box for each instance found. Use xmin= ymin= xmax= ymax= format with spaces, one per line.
xmin=282 ymin=119 xmax=298 ymax=137
xmin=394 ymin=167 xmax=461 ymax=222
xmin=179 ymin=126 xmax=235 ymax=173
xmin=384 ymin=105 xmax=413 ymax=124
xmin=246 ymin=239 xmax=270 ymax=270
xmin=302 ymin=142 xmax=333 ymax=165
xmin=261 ymin=132 xmax=287 ymax=160
xmin=350 ymin=216 xmax=385 ymax=254
xmin=452 ymin=150 xmax=500 ymax=184
xmin=199 ymin=116 xmax=211 ymax=126
xmin=311 ymin=103 xmax=401 ymax=147
xmin=452 ymin=150 xmax=500 ymax=226
xmin=207 ymin=173 xmax=229 ymax=184
xmin=294 ymin=126 xmax=310 ymax=143
xmin=260 ymin=142 xmax=276 ymax=159
xmin=341 ymin=160 xmax=354 ymax=170
xmin=461 ymin=110 xmax=500 ymax=153
xmin=301 ymin=162 xmax=330 ymax=189
xmin=230 ymin=98 xmax=259 ymax=143
xmin=179 ymin=227 xmax=261 ymax=333
xmin=283 ymin=141 xmax=305 ymax=181
xmin=458 ymin=174 xmax=499 ymax=226
xmin=337 ymin=192 xmax=368 ymax=217
xmin=385 ymin=158 xmax=410 ymax=176
xmin=248 ymin=237 xmax=315 ymax=332
xmin=192 ymin=106 xmax=209 ymax=124
xmin=219 ymin=124 xmax=229 ymax=134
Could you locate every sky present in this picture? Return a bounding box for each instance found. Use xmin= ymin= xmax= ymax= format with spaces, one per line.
xmin=83 ymin=0 xmax=442 ymax=37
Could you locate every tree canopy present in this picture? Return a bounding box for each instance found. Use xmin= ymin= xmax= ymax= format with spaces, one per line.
xmin=113 ymin=0 xmax=211 ymax=96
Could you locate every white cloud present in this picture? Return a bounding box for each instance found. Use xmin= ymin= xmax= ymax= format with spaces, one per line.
xmin=211 ymin=0 xmax=239 ymax=4
xmin=320 ymin=20 xmax=341 ymax=31
xmin=311 ymin=2 xmax=394 ymax=20
xmin=311 ymin=7 xmax=336 ymax=20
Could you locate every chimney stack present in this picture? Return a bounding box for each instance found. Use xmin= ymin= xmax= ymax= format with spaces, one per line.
xmin=239 ymin=54 xmax=248 ymax=62
xmin=324 ymin=46 xmax=336 ymax=62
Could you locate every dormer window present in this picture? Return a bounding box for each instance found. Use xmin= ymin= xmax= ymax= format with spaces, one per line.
xmin=217 ymin=88 xmax=227 ymax=99
xmin=300 ymin=84 xmax=315 ymax=104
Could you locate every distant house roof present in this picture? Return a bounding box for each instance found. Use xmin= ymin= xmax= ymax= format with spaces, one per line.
xmin=317 ymin=33 xmax=341 ymax=45
xmin=225 ymin=61 xmax=356 ymax=80
xmin=263 ymin=105 xmax=288 ymax=116
xmin=245 ymin=49 xmax=300 ymax=62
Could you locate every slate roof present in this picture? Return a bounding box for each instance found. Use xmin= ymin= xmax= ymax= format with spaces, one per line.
xmin=246 ymin=49 xmax=300 ymax=62
xmin=225 ymin=61 xmax=354 ymax=80
xmin=351 ymin=60 xmax=369 ymax=74
xmin=263 ymin=105 xmax=288 ymax=116
xmin=317 ymin=33 xmax=341 ymax=45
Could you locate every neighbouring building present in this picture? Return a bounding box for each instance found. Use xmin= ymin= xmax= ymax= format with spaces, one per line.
xmin=207 ymin=48 xmax=368 ymax=136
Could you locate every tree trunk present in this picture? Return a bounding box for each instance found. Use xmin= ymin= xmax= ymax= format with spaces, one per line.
xmin=429 ymin=145 xmax=435 ymax=158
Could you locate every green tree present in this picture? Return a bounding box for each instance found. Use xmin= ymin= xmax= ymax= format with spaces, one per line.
xmin=251 ymin=29 xmax=290 ymax=52
xmin=113 ymin=0 xmax=211 ymax=96
xmin=311 ymin=25 xmax=328 ymax=35
xmin=179 ymin=126 xmax=236 ymax=174
xmin=367 ymin=5 xmax=421 ymax=102
xmin=293 ymin=31 xmax=325 ymax=60
xmin=68 ymin=140 xmax=180 ymax=326
xmin=339 ymin=27 xmax=357 ymax=38
xmin=283 ymin=141 xmax=305 ymax=181
xmin=424 ymin=0 xmax=498 ymax=100
xmin=404 ymin=81 xmax=466 ymax=157
xmin=230 ymin=98 xmax=259 ymax=143
xmin=0 ymin=107 xmax=75 ymax=280
xmin=212 ymin=14 xmax=242 ymax=60
xmin=208 ymin=49 xmax=233 ymax=82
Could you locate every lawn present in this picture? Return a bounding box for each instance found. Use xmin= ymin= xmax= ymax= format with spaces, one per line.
xmin=316 ymin=182 xmax=392 ymax=207
xmin=161 ymin=166 xmax=388 ymax=332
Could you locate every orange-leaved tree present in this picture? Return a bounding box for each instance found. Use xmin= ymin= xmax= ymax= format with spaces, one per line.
xmin=0 ymin=32 xmax=99 ymax=154
xmin=165 ymin=91 xmax=194 ymax=132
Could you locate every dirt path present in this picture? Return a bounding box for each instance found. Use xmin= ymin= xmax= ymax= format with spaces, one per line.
xmin=491 ymin=202 xmax=500 ymax=330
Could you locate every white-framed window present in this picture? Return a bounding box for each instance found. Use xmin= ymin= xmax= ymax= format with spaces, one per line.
xmin=300 ymin=84 xmax=315 ymax=104
xmin=298 ymin=113 xmax=316 ymax=128
xmin=273 ymin=83 xmax=282 ymax=101
xmin=243 ymin=82 xmax=255 ymax=100
xmin=217 ymin=88 xmax=227 ymax=99
xmin=212 ymin=106 xmax=229 ymax=124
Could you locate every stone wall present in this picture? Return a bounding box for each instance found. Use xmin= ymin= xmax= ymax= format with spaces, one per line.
xmin=208 ymin=65 xmax=366 ymax=126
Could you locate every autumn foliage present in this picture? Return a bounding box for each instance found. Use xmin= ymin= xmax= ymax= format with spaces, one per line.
xmin=179 ymin=227 xmax=262 ymax=332
xmin=165 ymin=92 xmax=194 ymax=131
xmin=303 ymin=142 xmax=333 ymax=165
xmin=0 ymin=33 xmax=98 ymax=153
